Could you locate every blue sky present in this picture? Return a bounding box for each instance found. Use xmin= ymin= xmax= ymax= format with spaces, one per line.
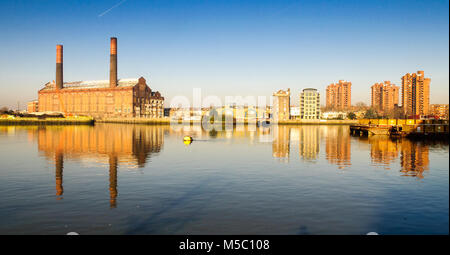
xmin=0 ymin=0 xmax=448 ymax=109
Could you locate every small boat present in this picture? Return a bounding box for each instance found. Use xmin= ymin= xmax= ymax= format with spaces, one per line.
xmin=389 ymin=126 xmax=403 ymax=138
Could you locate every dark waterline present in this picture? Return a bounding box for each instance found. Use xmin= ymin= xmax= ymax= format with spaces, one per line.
xmin=0 ymin=124 xmax=448 ymax=234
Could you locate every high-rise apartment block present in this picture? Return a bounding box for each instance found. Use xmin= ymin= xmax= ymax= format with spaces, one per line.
xmin=326 ymin=80 xmax=351 ymax=110
xmin=401 ymin=71 xmax=430 ymax=116
xmin=371 ymin=81 xmax=399 ymax=113
xmin=273 ymin=89 xmax=290 ymax=121
xmin=300 ymin=88 xmax=320 ymax=119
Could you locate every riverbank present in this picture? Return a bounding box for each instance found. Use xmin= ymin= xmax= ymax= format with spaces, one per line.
xmin=277 ymin=119 xmax=358 ymax=125
xmin=96 ymin=118 xmax=358 ymax=125
xmin=0 ymin=116 xmax=94 ymax=125
xmin=96 ymin=118 xmax=171 ymax=124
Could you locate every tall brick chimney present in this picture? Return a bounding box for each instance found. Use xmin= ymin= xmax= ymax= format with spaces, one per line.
xmin=110 ymin=37 xmax=118 ymax=88
xmin=56 ymin=45 xmax=63 ymax=90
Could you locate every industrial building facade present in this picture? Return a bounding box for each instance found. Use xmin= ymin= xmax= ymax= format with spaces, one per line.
xmin=401 ymin=70 xmax=430 ymax=116
xmin=326 ymin=80 xmax=351 ymax=110
xmin=38 ymin=37 xmax=164 ymax=118
xmin=27 ymin=100 xmax=38 ymax=113
xmin=371 ymin=81 xmax=399 ymax=113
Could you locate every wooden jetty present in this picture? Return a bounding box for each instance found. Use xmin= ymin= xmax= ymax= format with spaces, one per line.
xmin=350 ymin=119 xmax=449 ymax=138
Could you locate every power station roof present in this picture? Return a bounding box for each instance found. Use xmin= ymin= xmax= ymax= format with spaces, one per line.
xmin=42 ymin=78 xmax=139 ymax=90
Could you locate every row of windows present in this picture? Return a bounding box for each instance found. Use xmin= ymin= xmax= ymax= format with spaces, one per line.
xmin=135 ymin=99 xmax=163 ymax=104
xmin=115 ymin=108 xmax=132 ymax=113
xmin=301 ymin=116 xmax=319 ymax=119
xmin=303 ymin=92 xmax=319 ymax=97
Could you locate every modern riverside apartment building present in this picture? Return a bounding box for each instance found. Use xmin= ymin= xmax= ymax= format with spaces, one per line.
xmin=273 ymin=89 xmax=291 ymax=121
xmin=401 ymin=71 xmax=430 ymax=116
xmin=38 ymin=37 xmax=164 ymax=118
xmin=371 ymin=81 xmax=399 ymax=113
xmin=326 ymin=80 xmax=351 ymax=110
xmin=300 ymin=88 xmax=320 ymax=119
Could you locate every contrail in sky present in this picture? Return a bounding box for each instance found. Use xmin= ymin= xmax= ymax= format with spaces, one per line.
xmin=98 ymin=0 xmax=127 ymax=17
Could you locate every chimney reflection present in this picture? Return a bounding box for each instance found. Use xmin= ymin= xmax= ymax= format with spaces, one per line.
xmin=55 ymin=151 xmax=63 ymax=199
xmin=36 ymin=124 xmax=165 ymax=207
xmin=109 ymin=155 xmax=118 ymax=208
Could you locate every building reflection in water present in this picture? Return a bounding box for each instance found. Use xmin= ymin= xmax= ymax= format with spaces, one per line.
xmin=298 ymin=126 xmax=320 ymax=161
xmin=167 ymin=124 xmax=271 ymax=146
xmin=270 ymin=125 xmax=350 ymax=167
xmin=34 ymin=124 xmax=165 ymax=207
xmin=324 ymin=126 xmax=351 ymax=169
xmin=366 ymin=136 xmax=431 ymax=179
xmin=368 ymin=136 xmax=400 ymax=169
xmin=399 ymin=140 xmax=429 ymax=179
xmin=7 ymin=122 xmax=438 ymax=209
xmin=272 ymin=125 xmax=290 ymax=161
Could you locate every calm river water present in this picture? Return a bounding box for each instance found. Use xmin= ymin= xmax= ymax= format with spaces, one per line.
xmin=0 ymin=124 xmax=448 ymax=234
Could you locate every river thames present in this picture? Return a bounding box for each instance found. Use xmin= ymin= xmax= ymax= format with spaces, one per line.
xmin=0 ymin=124 xmax=448 ymax=234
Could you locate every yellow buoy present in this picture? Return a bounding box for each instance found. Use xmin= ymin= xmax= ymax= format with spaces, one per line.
xmin=183 ymin=136 xmax=193 ymax=145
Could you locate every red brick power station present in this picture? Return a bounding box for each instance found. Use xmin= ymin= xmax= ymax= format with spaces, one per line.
xmin=38 ymin=37 xmax=164 ymax=118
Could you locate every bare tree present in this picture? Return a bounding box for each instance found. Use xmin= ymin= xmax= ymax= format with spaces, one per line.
xmin=0 ymin=106 xmax=9 ymax=114
xmin=354 ymin=102 xmax=367 ymax=111
xmin=385 ymin=107 xmax=405 ymax=119
xmin=364 ymin=107 xmax=380 ymax=119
